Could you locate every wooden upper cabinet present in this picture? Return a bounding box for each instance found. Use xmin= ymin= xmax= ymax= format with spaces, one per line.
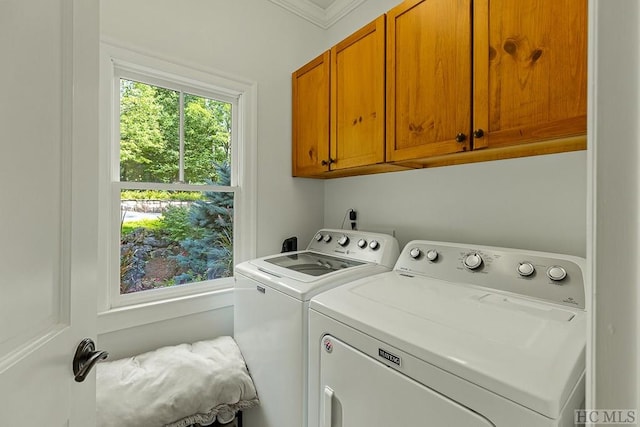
xmin=473 ymin=0 xmax=588 ymax=150
xmin=386 ymin=0 xmax=473 ymax=162
xmin=292 ymin=51 xmax=330 ymax=177
xmin=331 ymin=15 xmax=386 ymax=171
xmin=292 ymin=0 xmax=587 ymax=177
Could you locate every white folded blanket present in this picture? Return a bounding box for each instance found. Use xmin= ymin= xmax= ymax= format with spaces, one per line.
xmin=96 ymin=336 xmax=259 ymax=427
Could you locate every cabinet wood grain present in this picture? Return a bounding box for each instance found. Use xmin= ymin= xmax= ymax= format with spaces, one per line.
xmin=331 ymin=15 xmax=386 ymax=170
xmin=292 ymin=51 xmax=330 ymax=177
xmin=386 ymin=0 xmax=473 ymax=162
xmin=472 ymin=0 xmax=588 ymax=149
xmin=291 ymin=0 xmax=587 ymax=178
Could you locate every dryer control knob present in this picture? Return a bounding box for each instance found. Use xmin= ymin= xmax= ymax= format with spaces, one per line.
xmin=322 ymin=234 xmax=332 ymax=243
xmin=357 ymin=239 xmax=367 ymax=249
xmin=547 ymin=266 xmax=567 ymax=281
xmin=369 ymin=240 xmax=380 ymax=250
xmin=338 ymin=235 xmax=350 ymax=247
xmin=426 ymin=250 xmax=439 ymax=262
xmin=463 ymin=253 xmax=483 ymax=270
xmin=314 ymin=233 xmax=323 ymax=242
xmin=409 ymin=247 xmax=422 ymax=259
xmin=517 ymin=262 xmax=535 ymax=277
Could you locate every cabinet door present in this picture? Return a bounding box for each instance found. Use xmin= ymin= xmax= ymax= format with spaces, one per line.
xmin=473 ymin=0 xmax=587 ymax=150
xmin=292 ymin=51 xmax=330 ymax=177
xmin=386 ymin=0 xmax=472 ymax=162
xmin=330 ymin=16 xmax=386 ymax=171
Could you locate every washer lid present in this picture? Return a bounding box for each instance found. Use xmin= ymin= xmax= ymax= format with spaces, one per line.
xmin=236 ymin=252 xmax=390 ymax=301
xmin=262 ymin=252 xmax=365 ymax=277
xmin=310 ymin=271 xmax=586 ymax=419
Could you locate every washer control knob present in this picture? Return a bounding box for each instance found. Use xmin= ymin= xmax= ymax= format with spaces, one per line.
xmin=357 ymin=239 xmax=367 ymax=248
xmin=547 ymin=265 xmax=567 ymax=281
xmin=322 ymin=234 xmax=332 ymax=243
xmin=463 ymin=253 xmax=483 ymax=270
xmin=314 ymin=233 xmax=323 ymax=242
xmin=409 ymin=247 xmax=422 ymax=259
xmin=426 ymin=250 xmax=439 ymax=262
xmin=369 ymin=240 xmax=380 ymax=250
xmin=517 ymin=262 xmax=535 ymax=277
xmin=337 ymin=235 xmax=350 ymax=247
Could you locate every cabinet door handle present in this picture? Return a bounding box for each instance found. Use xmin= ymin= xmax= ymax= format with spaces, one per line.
xmin=455 ymin=133 xmax=467 ymax=143
xmin=473 ymin=129 xmax=485 ymax=139
xmin=321 ymin=158 xmax=335 ymax=166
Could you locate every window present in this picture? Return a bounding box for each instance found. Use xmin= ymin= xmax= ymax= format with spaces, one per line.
xmin=118 ymin=78 xmax=235 ymax=295
xmin=101 ymin=46 xmax=256 ymax=310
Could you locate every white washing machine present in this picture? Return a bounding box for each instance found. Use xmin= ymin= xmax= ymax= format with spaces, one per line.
xmin=234 ymin=229 xmax=399 ymax=427
xmin=308 ymin=240 xmax=586 ymax=427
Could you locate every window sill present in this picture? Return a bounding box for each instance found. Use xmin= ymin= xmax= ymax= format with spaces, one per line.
xmin=97 ymin=287 xmax=234 ymax=334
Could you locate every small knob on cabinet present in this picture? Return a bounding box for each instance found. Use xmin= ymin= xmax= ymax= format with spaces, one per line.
xmin=517 ymin=262 xmax=535 ymax=277
xmin=455 ymin=133 xmax=467 ymax=143
xmin=426 ymin=250 xmax=439 ymax=262
xmin=338 ymin=235 xmax=350 ymax=247
xmin=409 ymin=248 xmax=422 ymax=259
xmin=473 ymin=129 xmax=485 ymax=138
xmin=463 ymin=253 xmax=483 ymax=270
xmin=547 ymin=266 xmax=567 ymax=281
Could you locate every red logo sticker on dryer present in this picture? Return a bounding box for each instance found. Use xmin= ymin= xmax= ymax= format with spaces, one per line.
xmin=323 ymin=338 xmax=333 ymax=353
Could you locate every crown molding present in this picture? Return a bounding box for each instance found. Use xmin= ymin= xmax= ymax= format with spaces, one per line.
xmin=268 ymin=0 xmax=367 ymax=29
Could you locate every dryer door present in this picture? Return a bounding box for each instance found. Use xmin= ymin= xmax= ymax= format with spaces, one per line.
xmin=319 ymin=335 xmax=495 ymax=427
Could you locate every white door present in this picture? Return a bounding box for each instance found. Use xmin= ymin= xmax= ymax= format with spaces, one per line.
xmin=319 ymin=335 xmax=495 ymax=427
xmin=0 ymin=0 xmax=100 ymax=425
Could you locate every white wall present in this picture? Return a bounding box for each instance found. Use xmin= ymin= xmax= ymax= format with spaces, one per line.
xmin=590 ymin=0 xmax=640 ymax=412
xmin=98 ymin=307 xmax=234 ymax=360
xmin=99 ymin=0 xmax=329 ymax=357
xmin=325 ymin=152 xmax=587 ymax=256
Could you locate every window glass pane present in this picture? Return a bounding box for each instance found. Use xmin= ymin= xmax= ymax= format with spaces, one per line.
xmin=120 ymin=79 xmax=179 ymax=183
xmin=120 ymin=187 xmax=234 ymax=294
xmin=184 ymin=93 xmax=232 ymax=184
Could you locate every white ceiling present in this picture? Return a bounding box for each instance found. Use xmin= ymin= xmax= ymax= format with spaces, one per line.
xmin=308 ymin=0 xmax=336 ymax=8
xmin=267 ymin=0 xmax=367 ymax=29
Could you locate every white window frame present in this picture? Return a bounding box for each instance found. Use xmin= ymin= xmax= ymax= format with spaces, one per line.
xmin=97 ymin=42 xmax=257 ymax=330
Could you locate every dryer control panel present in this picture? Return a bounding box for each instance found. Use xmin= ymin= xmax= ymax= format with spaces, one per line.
xmin=395 ymin=240 xmax=586 ymax=309
xmin=307 ymin=229 xmax=400 ymax=269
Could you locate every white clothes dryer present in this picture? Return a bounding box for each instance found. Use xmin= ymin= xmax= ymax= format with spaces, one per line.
xmin=308 ymin=240 xmax=586 ymax=427
xmin=234 ymin=229 xmax=399 ymax=427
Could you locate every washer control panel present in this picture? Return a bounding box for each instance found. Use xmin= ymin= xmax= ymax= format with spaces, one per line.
xmin=395 ymin=240 xmax=585 ymax=309
xmin=307 ymin=229 xmax=400 ymax=269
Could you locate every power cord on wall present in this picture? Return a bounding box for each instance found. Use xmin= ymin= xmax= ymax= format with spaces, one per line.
xmin=340 ymin=208 xmax=357 ymax=230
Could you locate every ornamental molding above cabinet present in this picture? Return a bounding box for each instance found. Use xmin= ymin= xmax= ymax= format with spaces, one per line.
xmin=267 ymin=0 xmax=366 ymax=29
